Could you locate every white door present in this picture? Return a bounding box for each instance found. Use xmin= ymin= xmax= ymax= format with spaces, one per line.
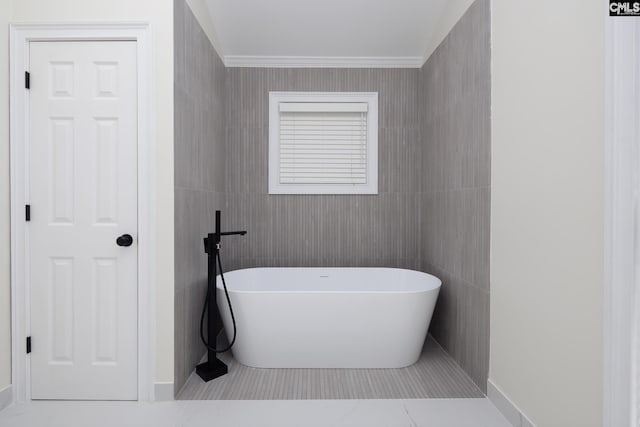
xmin=28 ymin=41 xmax=138 ymax=400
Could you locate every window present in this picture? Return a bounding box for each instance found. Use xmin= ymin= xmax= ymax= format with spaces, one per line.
xmin=268 ymin=92 xmax=378 ymax=194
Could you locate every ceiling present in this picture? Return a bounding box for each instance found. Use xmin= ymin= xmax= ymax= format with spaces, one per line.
xmin=203 ymin=0 xmax=452 ymax=66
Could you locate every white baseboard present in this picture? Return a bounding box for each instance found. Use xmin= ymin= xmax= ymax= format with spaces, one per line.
xmin=0 ymin=385 xmax=13 ymax=412
xmin=154 ymin=382 xmax=174 ymax=401
xmin=487 ymin=380 xmax=536 ymax=427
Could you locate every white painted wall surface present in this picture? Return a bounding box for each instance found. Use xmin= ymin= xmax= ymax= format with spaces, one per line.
xmin=4 ymin=0 xmax=175 ymax=387
xmin=0 ymin=0 xmax=12 ymax=393
xmin=490 ymin=1 xmax=604 ymax=426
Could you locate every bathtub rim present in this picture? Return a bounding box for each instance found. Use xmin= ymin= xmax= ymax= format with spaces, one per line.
xmin=215 ymin=266 xmax=442 ymax=294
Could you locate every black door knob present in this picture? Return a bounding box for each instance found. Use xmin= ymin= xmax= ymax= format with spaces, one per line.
xmin=116 ymin=234 xmax=134 ymax=247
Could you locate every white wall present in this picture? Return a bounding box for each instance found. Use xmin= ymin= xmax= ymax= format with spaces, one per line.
xmin=490 ymin=1 xmax=604 ymax=426
xmin=0 ymin=0 xmax=12 ymax=393
xmin=3 ymin=0 xmax=175 ymax=387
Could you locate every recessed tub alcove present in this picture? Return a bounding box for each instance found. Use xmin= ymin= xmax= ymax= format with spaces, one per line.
xmin=174 ymin=0 xmax=491 ymax=399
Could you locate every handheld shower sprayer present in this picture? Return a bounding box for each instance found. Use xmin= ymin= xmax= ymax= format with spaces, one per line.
xmin=196 ymin=210 xmax=246 ymax=382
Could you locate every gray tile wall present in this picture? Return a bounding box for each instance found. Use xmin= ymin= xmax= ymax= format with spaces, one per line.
xmin=419 ymin=0 xmax=491 ymax=392
xmin=223 ymin=68 xmax=422 ymax=271
xmin=173 ymin=0 xmax=490 ymax=396
xmin=174 ymin=0 xmax=227 ymax=395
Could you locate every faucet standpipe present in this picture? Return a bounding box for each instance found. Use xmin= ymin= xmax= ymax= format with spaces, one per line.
xmin=196 ymin=210 xmax=247 ymax=382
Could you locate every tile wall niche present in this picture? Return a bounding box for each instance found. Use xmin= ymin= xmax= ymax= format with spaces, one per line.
xmin=173 ymin=0 xmax=490 ymax=394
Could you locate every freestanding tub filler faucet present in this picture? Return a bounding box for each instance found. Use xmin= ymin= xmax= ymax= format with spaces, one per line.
xmin=196 ymin=210 xmax=246 ymax=382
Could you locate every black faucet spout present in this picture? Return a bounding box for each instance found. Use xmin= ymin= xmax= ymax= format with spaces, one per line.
xmin=220 ymin=230 xmax=247 ymax=236
xmin=203 ymin=213 xmax=247 ymax=255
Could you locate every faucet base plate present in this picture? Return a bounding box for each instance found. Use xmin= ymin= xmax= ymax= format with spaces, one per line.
xmin=196 ymin=358 xmax=228 ymax=382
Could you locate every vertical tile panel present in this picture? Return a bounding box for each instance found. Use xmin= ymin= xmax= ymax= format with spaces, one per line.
xmin=226 ymin=67 xmax=421 ymax=270
xmin=173 ymin=0 xmax=227 ymax=395
xmin=420 ymin=0 xmax=491 ymax=392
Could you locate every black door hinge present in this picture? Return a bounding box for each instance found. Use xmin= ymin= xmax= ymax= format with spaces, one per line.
xmin=25 ymin=71 xmax=30 ymax=89
xmin=26 ymin=336 xmax=31 ymax=354
xmin=25 ymin=204 xmax=30 ymax=221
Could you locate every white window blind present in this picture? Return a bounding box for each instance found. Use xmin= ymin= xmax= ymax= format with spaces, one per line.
xmin=269 ymin=92 xmax=378 ymax=195
xmin=278 ymin=102 xmax=368 ymax=185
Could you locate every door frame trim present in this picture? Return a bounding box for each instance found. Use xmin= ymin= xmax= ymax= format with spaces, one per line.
xmin=9 ymin=22 xmax=156 ymax=402
xmin=603 ymin=16 xmax=640 ymax=427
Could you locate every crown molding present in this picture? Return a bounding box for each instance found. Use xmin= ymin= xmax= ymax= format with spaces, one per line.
xmin=223 ymin=55 xmax=424 ymax=68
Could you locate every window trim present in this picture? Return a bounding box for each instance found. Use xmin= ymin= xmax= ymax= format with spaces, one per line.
xmin=268 ymin=91 xmax=378 ymax=195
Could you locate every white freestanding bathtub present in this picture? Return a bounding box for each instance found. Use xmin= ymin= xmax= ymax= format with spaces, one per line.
xmin=216 ymin=267 xmax=441 ymax=369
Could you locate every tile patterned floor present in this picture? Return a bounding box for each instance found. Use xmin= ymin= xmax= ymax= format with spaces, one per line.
xmin=177 ymin=336 xmax=483 ymax=400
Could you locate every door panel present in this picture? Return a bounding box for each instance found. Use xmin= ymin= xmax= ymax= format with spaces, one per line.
xmin=29 ymin=41 xmax=138 ymax=400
